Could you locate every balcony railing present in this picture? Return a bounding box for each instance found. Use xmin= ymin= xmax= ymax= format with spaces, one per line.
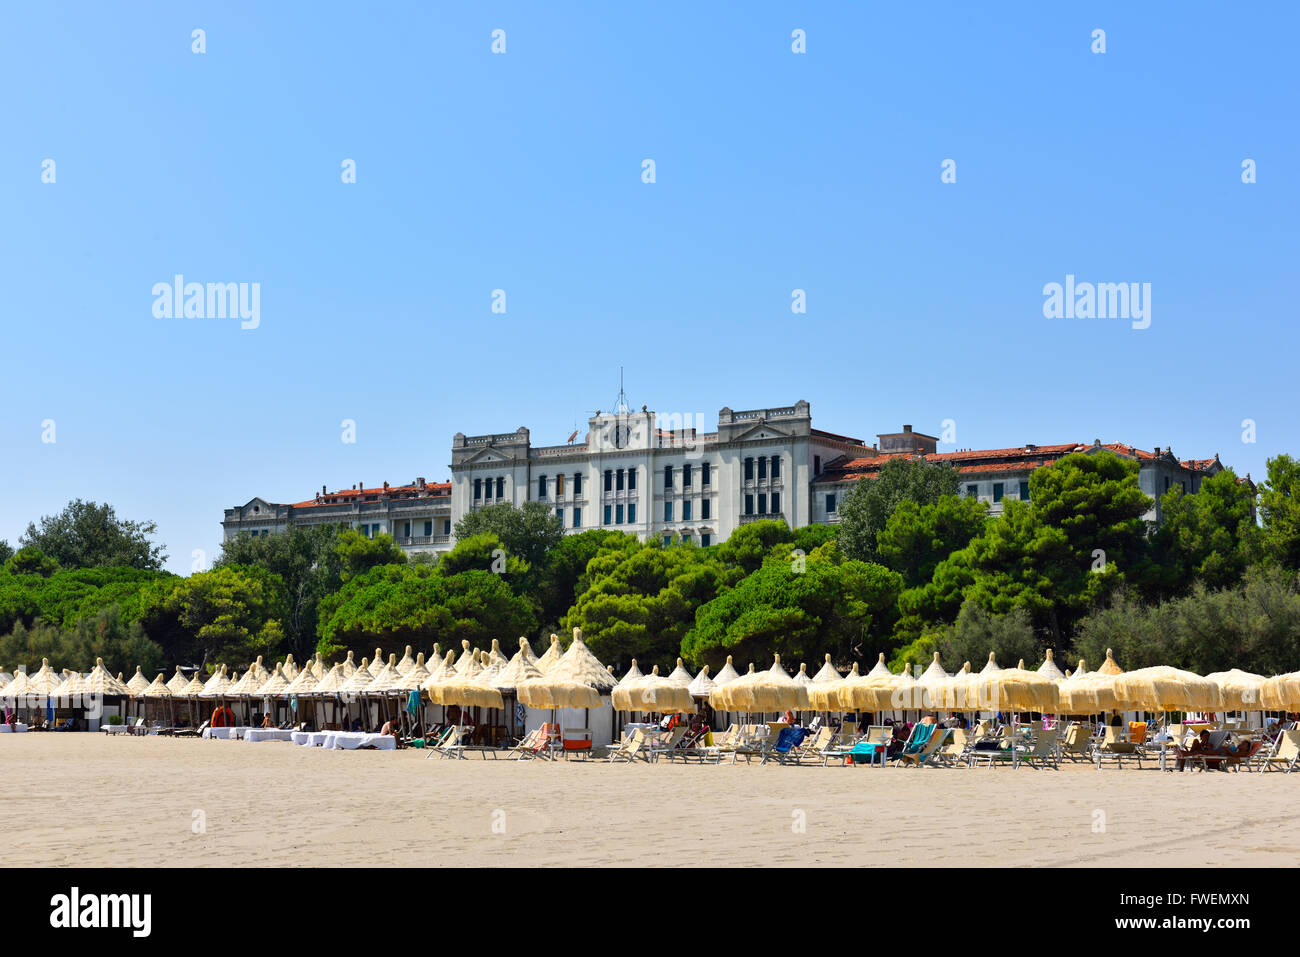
xmin=738 ymin=512 xmax=786 ymax=525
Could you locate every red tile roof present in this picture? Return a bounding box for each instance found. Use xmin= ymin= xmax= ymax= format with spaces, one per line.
xmin=814 ymin=442 xmax=1220 ymax=485
xmin=291 ymin=481 xmax=451 ymax=509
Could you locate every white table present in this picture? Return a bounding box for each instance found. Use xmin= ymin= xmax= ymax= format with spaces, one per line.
xmin=243 ymin=728 xmax=295 ymax=742
xmin=321 ymin=731 xmax=396 ymax=751
xmin=0 ymin=723 xmax=29 ymax=733
xmin=202 ymin=726 xmax=252 ymax=740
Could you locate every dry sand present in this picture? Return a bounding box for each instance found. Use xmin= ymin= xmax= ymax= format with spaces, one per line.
xmin=1 ymin=734 xmax=1294 ymax=867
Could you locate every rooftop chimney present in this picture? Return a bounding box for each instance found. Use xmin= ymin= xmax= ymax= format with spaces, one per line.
xmin=903 ymin=424 xmax=913 ymax=433
xmin=417 ymin=476 xmax=426 ymax=488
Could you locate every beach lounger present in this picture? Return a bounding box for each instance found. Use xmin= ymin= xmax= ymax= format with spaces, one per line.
xmin=796 ymin=726 xmax=833 ymax=763
xmin=896 ymin=726 xmax=949 ymax=768
xmin=649 ymin=726 xmax=688 ymax=762
xmin=608 ymin=728 xmax=652 ymax=763
xmin=1058 ymin=723 xmax=1093 ymax=763
xmin=426 ymin=725 xmax=471 ymax=759
xmin=761 ymin=727 xmax=812 ymax=765
xmin=1260 ymin=730 xmax=1300 ymax=773
xmin=822 ymin=724 xmax=891 ymax=766
xmin=934 ymin=727 xmax=970 ymax=767
xmin=1094 ymin=726 xmax=1142 ymax=770
xmin=1018 ymin=729 xmax=1060 ymax=769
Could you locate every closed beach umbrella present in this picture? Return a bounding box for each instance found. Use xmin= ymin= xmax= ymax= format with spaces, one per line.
xmin=1205 ymin=669 xmax=1266 ymax=711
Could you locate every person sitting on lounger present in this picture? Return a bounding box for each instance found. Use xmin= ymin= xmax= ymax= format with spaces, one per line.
xmin=261 ymin=712 xmax=275 ymax=728
xmin=1176 ymin=730 xmax=1213 ymax=771
xmin=379 ymin=718 xmax=405 ymax=748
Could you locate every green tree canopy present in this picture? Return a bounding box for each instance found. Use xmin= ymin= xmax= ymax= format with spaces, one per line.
xmin=683 ymin=542 xmax=903 ymax=671
xmin=836 ymin=459 xmax=960 ymax=563
xmin=876 ymin=494 xmax=990 ymax=589
xmin=1146 ymin=468 xmax=1256 ymax=598
xmin=1255 ymin=454 xmax=1300 ymax=570
xmin=20 ymin=499 xmax=166 ymax=570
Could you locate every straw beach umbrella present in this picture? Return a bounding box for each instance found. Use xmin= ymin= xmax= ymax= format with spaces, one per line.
xmin=611 ymin=665 xmax=696 ymax=714
xmin=982 ymin=659 xmax=1060 ymax=714
xmin=1260 ymin=671 xmax=1300 ymax=711
xmin=126 ymin=666 xmax=150 ymax=696
xmin=1037 ymin=649 xmax=1067 ymax=682
xmin=913 ymin=653 xmax=949 ymax=711
xmin=396 ymin=646 xmax=416 ymax=676
xmin=166 ymin=666 xmax=190 ymax=695
xmin=618 ymin=659 xmax=644 ymax=684
xmin=811 ymin=654 xmax=841 ymax=685
xmin=807 ymin=662 xmax=858 ymax=712
xmin=1112 ymin=666 xmax=1222 ymax=713
xmin=1204 ymin=669 xmax=1266 ymax=712
xmin=687 ymin=665 xmax=714 ymax=701
xmin=535 ymin=634 xmax=564 ymax=674
xmin=666 ymin=658 xmax=694 ymax=688
xmin=428 ymin=671 xmax=504 ymax=710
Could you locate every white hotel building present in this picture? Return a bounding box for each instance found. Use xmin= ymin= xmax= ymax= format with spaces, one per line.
xmin=223 ymin=399 xmax=1245 ymax=555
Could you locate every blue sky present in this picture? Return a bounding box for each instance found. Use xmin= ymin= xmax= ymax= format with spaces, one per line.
xmin=2 ymin=2 xmax=1296 ymax=574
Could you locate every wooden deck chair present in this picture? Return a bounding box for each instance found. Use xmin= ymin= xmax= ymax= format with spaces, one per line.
xmin=1019 ymin=729 xmax=1060 ymax=769
xmin=1260 ymin=729 xmax=1300 ymax=773
xmin=608 ymin=728 xmax=651 ymax=763
xmin=896 ymin=726 xmax=950 ymax=767
xmin=1094 ymin=725 xmax=1141 ymax=769
xmin=505 ymin=727 xmax=544 ymax=760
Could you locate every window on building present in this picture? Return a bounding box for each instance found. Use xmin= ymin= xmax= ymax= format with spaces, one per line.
xmin=683 ymin=500 xmax=692 ymax=521
xmin=474 ymin=478 xmax=482 ymax=500
xmin=744 ymin=457 xmax=754 ymax=480
xmin=556 ymin=508 xmax=564 ymax=525
xmin=1164 ymin=477 xmax=1171 ymax=491
xmin=702 ymin=461 xmax=711 ymax=485
xmin=556 ymin=474 xmax=565 ymax=497
xmin=993 ymin=483 xmax=1004 ymax=503
xmin=573 ymin=473 xmax=583 ymax=495
xmin=1019 ymin=481 xmax=1030 ymax=501
xmin=966 ymin=484 xmax=978 ymax=499
xmin=573 ymin=508 xmax=581 ymax=528
xmin=702 ymin=498 xmax=710 ymax=520
xmin=663 ymin=536 xmax=672 ymax=547
xmin=664 ymin=501 xmax=673 ymax=522
xmin=701 ymin=533 xmax=711 ymax=547
xmin=615 ymin=468 xmax=623 ymax=491
xmin=627 ymin=503 xmax=636 ymax=524
xmin=403 ymin=521 xmax=411 ymax=538
xmin=423 ymin=520 xmax=432 ymax=536
xmin=758 ymin=457 xmax=767 ymax=480
xmin=684 ymin=463 xmax=692 ymax=487
xmin=603 ymin=505 xmax=612 ymax=525
xmin=814 ymin=455 xmax=821 ymax=474
xmin=771 ymin=456 xmax=781 ymax=479
xmin=442 ymin=519 xmax=451 ymax=535
xmin=771 ymin=492 xmax=781 ymax=515
xmin=604 ymin=470 xmax=613 ymax=492
xmin=745 ymin=494 xmax=754 ymax=515
xmin=496 ymin=477 xmax=504 ymax=498
xmin=627 ymin=468 xmax=636 ymax=491
xmin=616 ymin=504 xmax=624 ymax=524
xmin=826 ymin=493 xmax=837 ymax=513
xmin=758 ymin=493 xmax=767 ymax=514
xmin=664 ymin=465 xmax=673 ymax=490
xmin=538 ymin=475 xmax=548 ymax=498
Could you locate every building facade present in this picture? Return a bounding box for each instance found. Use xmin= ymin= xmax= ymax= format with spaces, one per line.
xmin=222 ymin=400 xmax=1249 ymax=554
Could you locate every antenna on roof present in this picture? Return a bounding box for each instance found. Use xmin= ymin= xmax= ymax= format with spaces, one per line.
xmin=613 ymin=366 xmax=629 ymax=415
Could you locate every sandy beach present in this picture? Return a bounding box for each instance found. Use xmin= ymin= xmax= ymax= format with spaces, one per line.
xmin=2 ymin=734 xmax=1294 ymax=868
